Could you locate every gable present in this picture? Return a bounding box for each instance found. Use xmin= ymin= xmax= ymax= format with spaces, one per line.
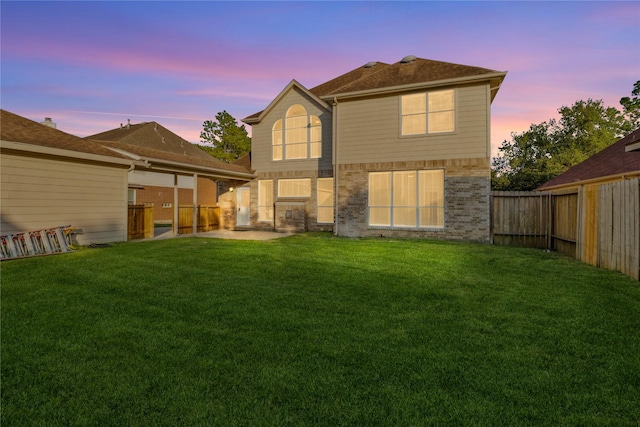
xmin=243 ymin=80 xmax=331 ymax=125
xmin=88 ymin=121 xmax=213 ymax=160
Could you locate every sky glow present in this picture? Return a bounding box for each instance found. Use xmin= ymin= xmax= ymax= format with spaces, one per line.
xmin=1 ymin=1 xmax=638 ymax=155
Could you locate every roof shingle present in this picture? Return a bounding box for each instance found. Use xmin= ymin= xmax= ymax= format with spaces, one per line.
xmin=538 ymin=128 xmax=640 ymax=190
xmin=0 ymin=109 xmax=128 ymax=160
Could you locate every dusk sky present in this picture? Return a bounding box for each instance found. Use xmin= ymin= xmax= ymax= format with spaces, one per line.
xmin=1 ymin=1 xmax=639 ymax=155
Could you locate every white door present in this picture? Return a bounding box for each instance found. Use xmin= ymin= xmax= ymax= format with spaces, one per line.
xmin=236 ymin=187 xmax=250 ymax=227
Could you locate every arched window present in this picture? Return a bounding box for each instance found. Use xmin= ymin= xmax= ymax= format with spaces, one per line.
xmin=271 ymin=104 xmax=322 ymax=160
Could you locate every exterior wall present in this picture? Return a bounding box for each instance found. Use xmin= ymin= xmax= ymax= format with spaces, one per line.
xmin=251 ymin=86 xmax=333 ymax=174
xmin=336 ymin=83 xmax=490 ymax=163
xmin=0 ymin=152 xmax=128 ymax=245
xmin=335 ymin=158 xmax=491 ymax=242
xmin=247 ymin=82 xmax=492 ymax=240
xmin=249 ymin=170 xmax=334 ymax=233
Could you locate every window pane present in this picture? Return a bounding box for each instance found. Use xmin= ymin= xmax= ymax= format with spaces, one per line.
xmin=317 ymin=178 xmax=334 ymax=224
xmin=393 ymin=171 xmax=416 ymax=206
xmin=369 ymin=207 xmax=391 ymax=226
xmin=258 ymin=180 xmax=274 ymax=221
xmin=369 ymin=172 xmax=391 ymax=206
xmin=393 ymin=207 xmax=416 ymax=227
xmin=419 ymin=170 xmax=444 ymax=228
xmin=273 ymin=145 xmax=282 ymax=161
xmin=402 ymin=114 xmax=426 ymax=135
xmin=310 ymin=126 xmax=321 ymax=142
xmin=428 ymin=111 xmax=454 ymax=133
xmin=286 ymin=127 xmax=306 ymax=144
xmin=272 ymin=120 xmax=283 ymax=160
xmin=317 ymin=207 xmax=333 ymax=224
xmin=428 ymin=90 xmax=454 ymax=133
xmin=285 ymin=142 xmax=307 ymax=159
xmin=310 ymin=142 xmax=321 ymax=158
xmin=428 ymin=90 xmax=454 ymax=112
xmin=419 ymin=207 xmax=444 ymax=227
xmin=402 ymin=94 xmax=426 ymax=114
xmin=286 ymin=104 xmax=307 ymax=117
xmin=278 ymin=179 xmax=311 ymax=197
xmin=317 ymin=178 xmax=333 ymax=206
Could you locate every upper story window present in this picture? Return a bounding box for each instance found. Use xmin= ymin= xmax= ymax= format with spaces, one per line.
xmin=401 ymin=89 xmax=455 ymax=135
xmin=272 ymin=104 xmax=322 ymax=161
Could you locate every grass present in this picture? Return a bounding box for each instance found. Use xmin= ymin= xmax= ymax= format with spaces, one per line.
xmin=1 ymin=233 xmax=639 ymax=426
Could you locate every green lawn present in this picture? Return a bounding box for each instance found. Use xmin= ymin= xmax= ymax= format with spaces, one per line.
xmin=1 ymin=233 xmax=639 ymax=426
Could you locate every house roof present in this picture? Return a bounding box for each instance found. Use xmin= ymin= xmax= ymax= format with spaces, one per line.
xmin=0 ymin=109 xmax=129 ymax=161
xmin=310 ymin=57 xmax=503 ymax=98
xmin=537 ymin=127 xmax=640 ymax=190
xmin=95 ymin=139 xmax=254 ymax=180
xmin=243 ymin=56 xmax=506 ymax=123
xmin=87 ymin=121 xmax=213 ymax=160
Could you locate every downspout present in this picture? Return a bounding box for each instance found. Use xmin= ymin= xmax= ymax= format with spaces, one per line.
xmin=332 ymin=97 xmax=339 ymax=236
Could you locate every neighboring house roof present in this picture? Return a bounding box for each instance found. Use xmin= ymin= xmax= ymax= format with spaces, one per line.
xmin=537 ymin=128 xmax=640 ymax=190
xmin=95 ymin=140 xmax=254 ymax=181
xmin=243 ymin=55 xmax=506 ymax=123
xmin=88 ymin=119 xmax=254 ymax=180
xmin=0 ymin=109 xmax=130 ymax=163
xmin=234 ymin=152 xmax=252 ymax=171
xmin=88 ymin=121 xmax=213 ymax=160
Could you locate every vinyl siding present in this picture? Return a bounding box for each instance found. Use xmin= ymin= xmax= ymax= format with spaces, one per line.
xmin=251 ymin=87 xmax=333 ymax=174
xmin=336 ymin=84 xmax=490 ymax=164
xmin=1 ymin=153 xmax=128 ymax=244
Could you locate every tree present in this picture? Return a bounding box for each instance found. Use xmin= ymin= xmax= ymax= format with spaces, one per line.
xmin=492 ymin=81 xmax=639 ymax=191
xmin=620 ymin=80 xmax=640 ymax=133
xmin=199 ymin=111 xmax=251 ymax=163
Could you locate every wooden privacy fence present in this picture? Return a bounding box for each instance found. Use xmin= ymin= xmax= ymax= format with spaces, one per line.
xmin=490 ymin=191 xmax=550 ymax=249
xmin=128 ymin=205 xmax=154 ymax=240
xmin=177 ymin=205 xmax=220 ymax=234
xmin=491 ymin=177 xmax=640 ymax=280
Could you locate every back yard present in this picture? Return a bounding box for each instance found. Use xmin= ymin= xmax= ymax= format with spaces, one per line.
xmin=1 ymin=233 xmax=639 ymax=425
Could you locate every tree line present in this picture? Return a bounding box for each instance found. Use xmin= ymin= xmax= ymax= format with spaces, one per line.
xmin=492 ymin=81 xmax=639 ymax=191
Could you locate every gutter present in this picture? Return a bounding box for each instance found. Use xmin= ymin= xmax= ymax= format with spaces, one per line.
xmin=1 ymin=139 xmax=138 ymax=167
xmin=332 ymin=97 xmax=339 ymax=236
xmin=142 ymin=157 xmax=255 ymax=181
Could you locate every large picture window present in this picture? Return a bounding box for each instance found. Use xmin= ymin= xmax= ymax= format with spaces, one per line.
xmin=271 ymin=104 xmax=322 ymax=160
xmin=278 ymin=178 xmax=311 ymax=198
xmin=317 ymin=178 xmax=334 ymax=224
xmin=401 ymin=90 xmax=455 ymax=135
xmin=368 ymin=170 xmax=444 ymax=228
xmin=258 ymin=180 xmax=273 ymax=221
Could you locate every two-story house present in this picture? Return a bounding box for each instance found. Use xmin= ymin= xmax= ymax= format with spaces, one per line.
xmin=241 ymin=55 xmax=506 ymax=241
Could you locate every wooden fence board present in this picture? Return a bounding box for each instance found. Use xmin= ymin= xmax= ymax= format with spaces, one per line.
xmin=177 ymin=206 xmax=220 ymax=234
xmin=492 ymin=179 xmax=639 ymax=281
xmin=128 ymin=205 xmax=154 ymax=240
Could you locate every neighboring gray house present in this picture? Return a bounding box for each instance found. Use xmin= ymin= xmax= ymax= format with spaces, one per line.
xmin=242 ymin=55 xmax=507 ymax=241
